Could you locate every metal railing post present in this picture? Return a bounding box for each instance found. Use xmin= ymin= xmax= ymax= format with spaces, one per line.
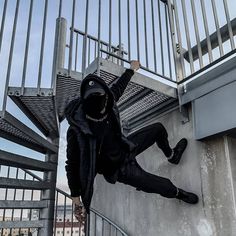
xmin=166 ymin=0 xmax=184 ymax=82
xmin=51 ymin=17 xmax=67 ymax=94
xmin=38 ymin=137 xmax=59 ymax=236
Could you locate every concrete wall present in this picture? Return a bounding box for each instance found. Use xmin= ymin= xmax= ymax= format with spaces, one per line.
xmin=91 ymin=106 xmax=236 ymax=236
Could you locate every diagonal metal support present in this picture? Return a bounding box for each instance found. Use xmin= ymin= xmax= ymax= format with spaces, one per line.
xmin=0 ymin=149 xmax=56 ymax=172
xmin=0 ymin=111 xmax=58 ymax=154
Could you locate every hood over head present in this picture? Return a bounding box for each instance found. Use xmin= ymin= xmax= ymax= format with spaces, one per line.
xmin=80 ymin=74 xmax=114 ymax=118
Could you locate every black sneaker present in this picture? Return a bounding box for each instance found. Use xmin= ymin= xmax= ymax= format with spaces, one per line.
xmin=168 ymin=138 xmax=188 ymax=165
xmin=176 ymin=189 xmax=199 ymax=204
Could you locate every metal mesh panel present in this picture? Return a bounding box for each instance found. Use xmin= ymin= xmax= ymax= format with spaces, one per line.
xmin=13 ymin=96 xmax=58 ymax=136
xmin=56 ymin=76 xmax=81 ymax=120
xmin=0 ymin=119 xmax=39 ymax=146
xmin=120 ymin=91 xmax=169 ymax=121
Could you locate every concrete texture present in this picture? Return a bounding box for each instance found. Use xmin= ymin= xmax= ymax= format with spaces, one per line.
xmin=91 ymin=106 xmax=236 ymax=236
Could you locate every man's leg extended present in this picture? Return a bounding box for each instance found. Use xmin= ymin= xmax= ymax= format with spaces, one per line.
xmin=117 ymin=160 xmax=177 ymax=198
xmin=117 ymin=160 xmax=198 ymax=204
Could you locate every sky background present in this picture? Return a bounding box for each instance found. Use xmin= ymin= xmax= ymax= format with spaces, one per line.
xmin=1 ymin=0 xmax=236 ymax=197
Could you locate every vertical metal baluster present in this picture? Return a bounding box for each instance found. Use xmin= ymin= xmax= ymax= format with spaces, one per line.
xmin=9 ymin=168 xmax=19 ymax=235
xmin=95 ymin=41 xmax=97 ymax=59
xmin=151 ymin=0 xmax=157 ymax=72
xmin=82 ymin=0 xmax=90 ymax=78
xmin=58 ymin=0 xmax=62 ymax=18
xmin=19 ymin=171 xmax=27 ymax=234
xmin=70 ymin=200 xmax=74 ymax=236
xmin=109 ymin=0 xmax=112 ymax=54
xmin=2 ymin=0 xmax=20 ymax=112
xmin=63 ymin=195 xmax=66 ymax=236
xmin=173 ymin=0 xmax=186 ymax=77
xmin=37 ymin=0 xmax=48 ymax=94
xmin=118 ymin=0 xmax=122 ymax=65
xmin=97 ymin=0 xmax=101 ymax=76
xmin=157 ymin=0 xmax=164 ymax=75
xmin=2 ymin=166 xmax=10 ymax=235
xmin=94 ymin=214 xmax=97 ymax=236
xmin=75 ymin=33 xmax=78 ymax=71
xmin=165 ymin=4 xmax=172 ymax=79
xmin=135 ymin=0 xmax=140 ymax=61
xmin=68 ymin=0 xmax=76 ymax=75
xmin=211 ymin=0 xmax=224 ymax=56
xmin=88 ymin=38 xmax=91 ymax=66
xmin=28 ymin=177 xmax=35 ymax=234
xmin=181 ymin=0 xmax=194 ymax=73
xmin=102 ymin=219 xmax=104 ymax=236
xmin=199 ymin=0 xmax=213 ymax=63
xmin=190 ymin=0 xmax=203 ymax=68
xmin=166 ymin=0 xmax=181 ymax=81
xmin=127 ymin=0 xmax=131 ymax=61
xmin=223 ymin=0 xmax=235 ymax=50
xmin=143 ymin=0 xmax=148 ymax=68
xmin=53 ymin=191 xmax=59 ymax=236
xmin=21 ymin=0 xmax=34 ymax=95
xmin=0 ymin=0 xmax=8 ymax=53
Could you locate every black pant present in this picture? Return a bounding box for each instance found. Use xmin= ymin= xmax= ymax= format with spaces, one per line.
xmin=117 ymin=123 xmax=178 ymax=198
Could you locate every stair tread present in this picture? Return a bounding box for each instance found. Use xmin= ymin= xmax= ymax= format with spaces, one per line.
xmin=0 ymin=220 xmax=44 ymax=228
xmin=0 ymin=200 xmax=48 ymax=209
xmin=0 ymin=149 xmax=56 ymax=171
xmin=8 ymin=87 xmax=59 ymax=137
xmin=0 ymin=177 xmax=52 ymax=190
xmin=0 ymin=111 xmax=58 ymax=154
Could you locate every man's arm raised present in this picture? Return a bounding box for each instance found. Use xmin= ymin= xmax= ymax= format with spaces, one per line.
xmin=110 ymin=60 xmax=141 ymax=102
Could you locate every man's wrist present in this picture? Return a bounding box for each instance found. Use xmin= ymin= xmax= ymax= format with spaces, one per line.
xmin=71 ymin=197 xmax=83 ymax=206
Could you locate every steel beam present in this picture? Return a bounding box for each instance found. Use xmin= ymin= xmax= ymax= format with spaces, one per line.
xmin=0 ymin=149 xmax=56 ymax=171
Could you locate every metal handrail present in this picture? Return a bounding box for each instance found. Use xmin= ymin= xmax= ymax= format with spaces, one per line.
xmin=20 ymin=169 xmax=129 ymax=236
xmin=166 ymin=0 xmax=236 ymax=82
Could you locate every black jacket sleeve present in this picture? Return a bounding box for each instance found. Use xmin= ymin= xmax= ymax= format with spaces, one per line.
xmin=65 ymin=126 xmax=81 ymax=197
xmin=110 ymin=69 xmax=134 ymax=102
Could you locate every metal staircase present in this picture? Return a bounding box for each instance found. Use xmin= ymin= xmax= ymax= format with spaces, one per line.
xmin=1 ymin=0 xmax=236 ymax=235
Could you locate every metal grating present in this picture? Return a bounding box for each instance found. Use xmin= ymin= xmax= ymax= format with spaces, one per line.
xmin=9 ymin=94 xmax=58 ymax=137
xmin=55 ymin=68 xmax=175 ymax=128
xmin=120 ymin=91 xmax=170 ymax=121
xmin=94 ymin=70 xmax=117 ymax=85
xmin=0 ymin=111 xmax=57 ymax=154
xmin=56 ymin=75 xmax=81 ymax=121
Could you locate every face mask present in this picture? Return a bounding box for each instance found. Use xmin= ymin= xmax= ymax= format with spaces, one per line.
xmin=83 ymin=93 xmax=108 ymax=117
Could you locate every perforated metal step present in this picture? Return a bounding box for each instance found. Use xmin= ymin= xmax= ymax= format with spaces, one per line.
xmin=0 ymin=111 xmax=58 ymax=154
xmin=0 ymin=149 xmax=56 ymax=172
xmin=56 ymin=74 xmax=81 ymax=121
xmin=55 ymin=58 xmax=178 ymax=132
xmin=8 ymin=87 xmax=59 ymax=137
xmin=0 ymin=220 xmax=44 ymax=229
xmin=0 ymin=200 xmax=48 ymax=209
xmin=0 ymin=177 xmax=52 ymax=190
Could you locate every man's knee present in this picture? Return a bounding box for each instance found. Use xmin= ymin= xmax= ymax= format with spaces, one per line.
xmin=152 ymin=122 xmax=168 ymax=138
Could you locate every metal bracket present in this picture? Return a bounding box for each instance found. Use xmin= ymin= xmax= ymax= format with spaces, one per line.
xmin=178 ymin=84 xmax=189 ymax=124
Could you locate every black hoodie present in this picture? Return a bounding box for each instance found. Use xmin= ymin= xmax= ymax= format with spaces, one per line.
xmin=65 ymin=69 xmax=136 ymax=212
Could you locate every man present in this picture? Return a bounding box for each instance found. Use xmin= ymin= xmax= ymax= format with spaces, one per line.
xmin=65 ymin=61 xmax=198 ymax=221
